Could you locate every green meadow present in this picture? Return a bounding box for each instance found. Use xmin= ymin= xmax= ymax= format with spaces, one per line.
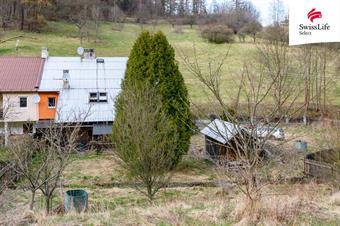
xmin=1 ymin=21 xmax=339 ymax=107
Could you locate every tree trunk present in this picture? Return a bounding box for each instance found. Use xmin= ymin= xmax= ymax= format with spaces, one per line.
xmin=45 ymin=194 xmax=50 ymax=215
xmin=147 ymin=184 xmax=154 ymax=203
xmin=45 ymin=176 xmax=50 ymax=214
xmin=4 ymin=121 xmax=9 ymax=146
xmin=30 ymin=190 xmax=36 ymax=210
xmin=20 ymin=5 xmax=24 ymax=31
xmin=79 ymin=28 xmax=83 ymax=45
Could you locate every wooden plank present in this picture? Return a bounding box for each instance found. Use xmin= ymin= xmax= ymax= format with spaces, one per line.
xmin=304 ymin=158 xmax=336 ymax=177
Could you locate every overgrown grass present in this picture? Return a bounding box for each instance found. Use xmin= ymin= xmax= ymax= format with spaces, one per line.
xmin=0 ymin=147 xmax=10 ymax=161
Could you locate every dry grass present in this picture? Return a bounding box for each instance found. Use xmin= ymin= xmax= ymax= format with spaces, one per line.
xmin=231 ymin=183 xmax=339 ymax=226
xmin=1 ymin=127 xmax=339 ymax=225
xmin=1 ymin=183 xmax=338 ymax=225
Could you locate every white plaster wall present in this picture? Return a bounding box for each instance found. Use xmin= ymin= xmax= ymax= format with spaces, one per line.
xmin=2 ymin=93 xmax=39 ymax=122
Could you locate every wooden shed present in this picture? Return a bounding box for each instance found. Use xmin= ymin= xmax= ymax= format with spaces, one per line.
xmin=200 ymin=119 xmax=263 ymax=163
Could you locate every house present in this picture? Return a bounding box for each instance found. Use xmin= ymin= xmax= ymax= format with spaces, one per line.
xmin=0 ymin=49 xmax=128 ymax=146
xmin=200 ymin=119 xmax=263 ymax=162
xmin=0 ymin=57 xmax=45 ymax=136
xmin=38 ymin=54 xmax=128 ymax=137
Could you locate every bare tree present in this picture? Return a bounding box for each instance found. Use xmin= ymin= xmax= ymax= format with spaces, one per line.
xmin=181 ymin=46 xmax=303 ymax=223
xmin=256 ymin=40 xmax=300 ymax=120
xmin=239 ymin=21 xmax=262 ymax=43
xmin=7 ymin=108 xmax=89 ymax=214
xmin=297 ymin=44 xmax=338 ymax=123
xmin=270 ymin=0 xmax=286 ymax=26
xmin=1 ymin=95 xmax=20 ymax=146
xmin=58 ymin=0 xmax=92 ymax=45
xmin=112 ymin=85 xmax=179 ymax=202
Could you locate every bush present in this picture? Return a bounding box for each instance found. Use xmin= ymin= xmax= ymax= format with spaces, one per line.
xmin=201 ymin=25 xmax=234 ymax=44
xmin=258 ymin=25 xmax=288 ymax=43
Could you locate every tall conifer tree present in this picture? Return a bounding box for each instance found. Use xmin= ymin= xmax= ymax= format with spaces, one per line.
xmin=114 ymin=31 xmax=191 ymax=165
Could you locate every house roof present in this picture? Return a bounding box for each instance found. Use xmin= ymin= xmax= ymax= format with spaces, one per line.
xmin=200 ymin=119 xmax=240 ymax=144
xmin=39 ymin=57 xmax=128 ymax=122
xmin=0 ymin=57 xmax=44 ymax=92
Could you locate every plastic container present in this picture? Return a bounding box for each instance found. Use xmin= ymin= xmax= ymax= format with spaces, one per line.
xmin=295 ymin=140 xmax=308 ymax=151
xmin=64 ymin=189 xmax=88 ymax=213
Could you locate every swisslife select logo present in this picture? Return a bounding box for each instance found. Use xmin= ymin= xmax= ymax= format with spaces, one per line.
xmin=289 ymin=0 xmax=340 ymax=45
xmin=299 ymin=8 xmax=330 ymax=36
xmin=307 ymin=8 xmax=322 ymax=22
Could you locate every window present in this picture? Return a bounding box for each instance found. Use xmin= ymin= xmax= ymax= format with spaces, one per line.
xmin=19 ymin=97 xmax=27 ymax=108
xmin=99 ymin=92 xmax=107 ymax=102
xmin=89 ymin=92 xmax=108 ymax=103
xmin=89 ymin=92 xmax=98 ymax=103
xmin=48 ymin=97 xmax=56 ymax=108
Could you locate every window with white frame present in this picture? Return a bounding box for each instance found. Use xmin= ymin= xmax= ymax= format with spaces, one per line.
xmin=48 ymin=97 xmax=56 ymax=108
xmin=89 ymin=92 xmax=107 ymax=103
xmin=99 ymin=92 xmax=107 ymax=102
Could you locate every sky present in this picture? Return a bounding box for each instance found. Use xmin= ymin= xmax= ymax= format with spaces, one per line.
xmin=207 ymin=0 xmax=289 ymax=25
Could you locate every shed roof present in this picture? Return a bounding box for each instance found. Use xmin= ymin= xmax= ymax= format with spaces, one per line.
xmin=0 ymin=57 xmax=44 ymax=92
xmin=200 ymin=119 xmax=240 ymax=144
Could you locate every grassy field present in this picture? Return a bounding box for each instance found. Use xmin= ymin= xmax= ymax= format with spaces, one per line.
xmin=1 ymin=129 xmax=340 ymax=225
xmin=0 ymin=21 xmax=254 ymax=103
xmin=0 ymin=22 xmax=254 ymax=102
xmin=4 ymin=21 xmax=339 ymax=108
xmin=1 ymin=151 xmax=339 ymax=225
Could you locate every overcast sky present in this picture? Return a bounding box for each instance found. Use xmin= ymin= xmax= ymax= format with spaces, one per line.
xmin=207 ymin=0 xmax=289 ymax=25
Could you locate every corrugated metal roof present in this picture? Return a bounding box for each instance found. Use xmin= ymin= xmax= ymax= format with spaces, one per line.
xmin=39 ymin=57 xmax=128 ymax=123
xmin=200 ymin=119 xmax=240 ymax=144
xmin=0 ymin=57 xmax=44 ymax=92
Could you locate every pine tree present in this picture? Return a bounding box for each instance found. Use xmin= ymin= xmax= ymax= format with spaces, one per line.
xmin=114 ymin=31 xmax=192 ymax=166
xmin=114 ymin=31 xmax=153 ymax=123
xmin=149 ymin=32 xmax=192 ymax=164
xmin=124 ymin=31 xmax=152 ymax=84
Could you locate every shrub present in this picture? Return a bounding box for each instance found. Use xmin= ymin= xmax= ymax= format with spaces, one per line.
xmin=201 ymin=25 xmax=234 ymax=44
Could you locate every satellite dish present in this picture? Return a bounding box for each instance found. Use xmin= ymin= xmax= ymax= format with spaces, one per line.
xmin=77 ymin=47 xmax=84 ymax=56
xmin=33 ymin=95 xmax=40 ymax=104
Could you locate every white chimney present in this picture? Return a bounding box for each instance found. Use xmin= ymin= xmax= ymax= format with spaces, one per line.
xmin=83 ymin=48 xmax=95 ymax=60
xmin=41 ymin=47 xmax=49 ymax=59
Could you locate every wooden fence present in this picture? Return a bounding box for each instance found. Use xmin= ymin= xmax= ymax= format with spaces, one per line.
xmin=304 ymin=149 xmax=340 ymax=179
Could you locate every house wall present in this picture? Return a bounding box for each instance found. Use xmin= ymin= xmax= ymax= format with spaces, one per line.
xmin=205 ymin=136 xmax=237 ymax=161
xmin=38 ymin=92 xmax=59 ymax=120
xmin=1 ymin=93 xmax=39 ymax=122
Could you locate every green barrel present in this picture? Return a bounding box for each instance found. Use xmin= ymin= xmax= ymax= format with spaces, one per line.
xmin=64 ymin=189 xmax=88 ymax=213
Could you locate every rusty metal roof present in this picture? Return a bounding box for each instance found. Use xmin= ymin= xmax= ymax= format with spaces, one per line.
xmin=0 ymin=57 xmax=44 ymax=92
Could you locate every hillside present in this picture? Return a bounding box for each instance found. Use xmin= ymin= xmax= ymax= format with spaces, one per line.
xmin=1 ymin=21 xmax=339 ymax=108
xmin=0 ymin=22 xmax=262 ymax=103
